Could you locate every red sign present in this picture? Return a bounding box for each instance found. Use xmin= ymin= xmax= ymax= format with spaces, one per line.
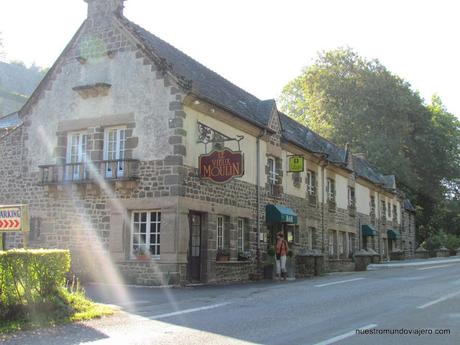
xmin=199 ymin=149 xmax=244 ymax=183
xmin=0 ymin=207 xmax=22 ymax=231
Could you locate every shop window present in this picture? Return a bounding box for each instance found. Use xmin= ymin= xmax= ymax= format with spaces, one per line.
xmin=286 ymin=225 xmax=299 ymax=244
xmin=237 ymin=218 xmax=244 ymax=252
xmin=132 ymin=211 xmax=161 ymax=257
xmin=217 ymin=215 xmax=224 ymax=250
xmin=328 ymin=231 xmax=334 ymax=256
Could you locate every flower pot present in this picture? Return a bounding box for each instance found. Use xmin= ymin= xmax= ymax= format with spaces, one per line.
xmin=216 ymin=255 xmax=230 ymax=262
xmin=136 ymin=255 xmax=151 ymax=261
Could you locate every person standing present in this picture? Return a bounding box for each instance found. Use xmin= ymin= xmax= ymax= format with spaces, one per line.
xmin=275 ymin=232 xmax=289 ymax=280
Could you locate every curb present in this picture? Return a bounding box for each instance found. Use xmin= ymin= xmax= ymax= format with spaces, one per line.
xmin=368 ymin=256 xmax=460 ymax=270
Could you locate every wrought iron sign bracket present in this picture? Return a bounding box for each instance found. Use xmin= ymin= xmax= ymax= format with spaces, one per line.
xmin=196 ymin=122 xmax=244 ymax=153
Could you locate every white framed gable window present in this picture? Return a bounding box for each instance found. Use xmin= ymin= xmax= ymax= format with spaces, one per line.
xmin=104 ymin=127 xmax=126 ymax=178
xmin=326 ymin=178 xmax=336 ymax=202
xmin=217 ymin=216 xmax=224 ymax=250
xmin=131 ymin=211 xmax=161 ymax=258
xmin=306 ymin=170 xmax=316 ymax=196
xmin=66 ymin=131 xmax=88 ymax=180
xmin=237 ymin=218 xmax=244 ymax=252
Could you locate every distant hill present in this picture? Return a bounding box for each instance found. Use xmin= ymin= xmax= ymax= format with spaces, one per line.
xmin=0 ymin=61 xmax=46 ymax=116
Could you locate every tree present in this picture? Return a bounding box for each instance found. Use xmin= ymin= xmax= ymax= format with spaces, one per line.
xmin=279 ymin=48 xmax=460 ymax=241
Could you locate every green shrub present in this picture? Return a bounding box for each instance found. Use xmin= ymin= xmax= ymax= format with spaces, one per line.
xmin=0 ymin=249 xmax=70 ymax=318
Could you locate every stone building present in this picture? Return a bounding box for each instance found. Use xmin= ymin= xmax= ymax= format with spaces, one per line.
xmin=0 ymin=0 xmax=415 ymax=285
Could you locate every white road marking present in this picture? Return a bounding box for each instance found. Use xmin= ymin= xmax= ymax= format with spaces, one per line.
xmin=417 ymin=291 xmax=460 ymax=309
xmin=146 ymin=302 xmax=231 ymax=319
xmin=315 ymin=277 xmax=365 ymax=287
xmin=417 ymin=264 xmax=453 ymax=271
xmin=312 ymin=324 xmax=378 ymax=345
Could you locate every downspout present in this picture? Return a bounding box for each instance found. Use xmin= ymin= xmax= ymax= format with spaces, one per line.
xmin=320 ymin=161 xmax=327 ymax=254
xmin=256 ymin=129 xmax=267 ymax=264
xmin=377 ymin=191 xmax=382 ymax=260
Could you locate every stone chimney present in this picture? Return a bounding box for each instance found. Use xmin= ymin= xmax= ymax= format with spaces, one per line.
xmin=84 ymin=0 xmax=125 ymax=18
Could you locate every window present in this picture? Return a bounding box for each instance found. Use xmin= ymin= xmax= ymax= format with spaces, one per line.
xmin=66 ymin=132 xmax=88 ymax=180
xmin=393 ymin=204 xmax=397 ymax=221
xmin=237 ymin=218 xmax=244 ymax=252
xmin=348 ymin=233 xmax=355 ymax=255
xmin=387 ymin=202 xmax=392 ymax=219
xmin=268 ymin=158 xmax=277 ymax=185
xmin=104 ymin=127 xmax=126 ymax=178
xmin=348 ymin=187 xmax=356 ymax=207
xmin=306 ymin=170 xmax=316 ymax=196
xmin=328 ymin=231 xmax=334 ymax=255
xmin=309 ymin=227 xmax=317 ymax=250
xmin=326 ymin=178 xmax=336 ymax=202
xmin=217 ymin=216 xmax=224 ymax=250
xmin=381 ymin=200 xmax=386 ymax=220
xmin=132 ymin=211 xmax=161 ymax=257
xmin=370 ymin=196 xmax=376 ymax=214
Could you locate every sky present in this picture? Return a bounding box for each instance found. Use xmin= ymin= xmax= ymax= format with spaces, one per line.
xmin=1 ymin=0 xmax=460 ymax=116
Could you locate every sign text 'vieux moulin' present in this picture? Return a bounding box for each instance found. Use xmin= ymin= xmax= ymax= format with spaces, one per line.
xmin=199 ymin=148 xmax=244 ymax=183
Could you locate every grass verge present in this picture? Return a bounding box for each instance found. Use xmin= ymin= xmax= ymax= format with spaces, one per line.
xmin=0 ymin=289 xmax=114 ymax=334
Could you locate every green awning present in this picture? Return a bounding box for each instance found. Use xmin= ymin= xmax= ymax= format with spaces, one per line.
xmin=387 ymin=228 xmax=400 ymax=240
xmin=266 ymin=204 xmax=298 ymax=224
xmin=362 ymin=224 xmax=377 ymax=236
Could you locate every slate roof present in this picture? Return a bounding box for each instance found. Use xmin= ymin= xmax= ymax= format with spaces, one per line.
xmin=122 ymin=18 xmax=267 ymax=128
xmin=0 ymin=112 xmax=22 ymax=129
xmin=119 ymin=17 xmax=397 ymax=192
xmin=403 ymin=199 xmax=416 ymax=212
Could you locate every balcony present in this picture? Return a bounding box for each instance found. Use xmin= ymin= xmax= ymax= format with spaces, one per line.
xmin=39 ymin=159 xmax=139 ymax=188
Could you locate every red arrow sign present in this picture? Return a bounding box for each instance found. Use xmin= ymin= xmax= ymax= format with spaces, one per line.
xmin=0 ymin=219 xmax=4 ymax=228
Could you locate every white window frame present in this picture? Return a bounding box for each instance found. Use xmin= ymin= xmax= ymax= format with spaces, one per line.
xmin=268 ymin=158 xmax=277 ymax=185
xmin=131 ymin=210 xmax=161 ymax=259
xmin=237 ymin=218 xmax=244 ymax=252
xmin=66 ymin=131 xmax=88 ymax=180
xmin=217 ymin=216 xmax=224 ymax=250
xmin=327 ymin=178 xmax=335 ymax=201
xmin=104 ymin=126 xmax=127 ymax=178
xmin=306 ymin=170 xmax=316 ymax=196
xmin=348 ymin=187 xmax=355 ymax=207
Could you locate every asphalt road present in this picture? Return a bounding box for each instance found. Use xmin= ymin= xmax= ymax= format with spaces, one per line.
xmin=2 ymin=260 xmax=460 ymax=345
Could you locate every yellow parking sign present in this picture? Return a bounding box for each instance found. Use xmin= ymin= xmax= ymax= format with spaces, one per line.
xmin=288 ymin=156 xmax=304 ymax=172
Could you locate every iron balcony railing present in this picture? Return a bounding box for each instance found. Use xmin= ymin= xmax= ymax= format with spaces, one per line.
xmin=39 ymin=159 xmax=140 ymax=184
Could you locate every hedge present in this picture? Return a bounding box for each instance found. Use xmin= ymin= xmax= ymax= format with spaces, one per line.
xmin=0 ymin=249 xmax=71 ymax=316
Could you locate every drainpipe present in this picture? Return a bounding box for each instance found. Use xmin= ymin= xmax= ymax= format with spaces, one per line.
xmin=377 ymin=191 xmax=382 ymax=260
xmin=256 ymin=129 xmax=266 ymax=264
xmin=320 ymin=161 xmax=327 ymax=254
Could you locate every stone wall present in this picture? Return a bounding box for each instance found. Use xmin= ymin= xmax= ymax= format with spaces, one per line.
xmin=215 ymin=261 xmax=257 ymax=283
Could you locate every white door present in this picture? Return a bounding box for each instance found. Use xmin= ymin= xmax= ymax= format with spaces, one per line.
xmin=104 ymin=127 xmax=126 ymax=178
xmin=66 ymin=132 xmax=87 ymax=180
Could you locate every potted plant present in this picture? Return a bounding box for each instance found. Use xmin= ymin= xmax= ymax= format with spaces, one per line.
xmin=134 ymin=245 xmax=151 ymax=261
xmin=264 ymin=246 xmax=275 ymax=279
xmin=216 ymin=248 xmax=230 ymax=261
xmin=238 ymin=251 xmax=252 ymax=261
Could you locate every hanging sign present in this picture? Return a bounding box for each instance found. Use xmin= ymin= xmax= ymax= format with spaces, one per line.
xmin=199 ymin=148 xmax=244 ymax=183
xmin=288 ymin=155 xmax=304 ymax=172
xmin=0 ymin=205 xmax=29 ymax=232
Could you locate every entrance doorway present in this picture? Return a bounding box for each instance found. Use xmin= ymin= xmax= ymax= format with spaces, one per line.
xmin=189 ymin=212 xmax=202 ymax=281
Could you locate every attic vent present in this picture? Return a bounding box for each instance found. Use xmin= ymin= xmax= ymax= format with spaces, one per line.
xmin=238 ymin=100 xmax=247 ymax=107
